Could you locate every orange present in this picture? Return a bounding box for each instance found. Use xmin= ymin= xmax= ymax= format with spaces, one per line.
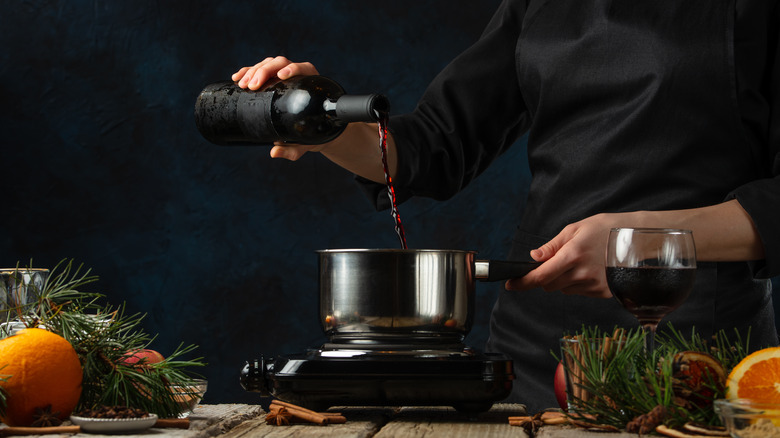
xmin=726 ymin=346 xmax=780 ymax=402
xmin=0 ymin=328 xmax=83 ymax=426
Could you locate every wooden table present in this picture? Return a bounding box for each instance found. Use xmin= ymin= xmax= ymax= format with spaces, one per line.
xmin=0 ymin=404 xmax=641 ymax=437
xmin=222 ymin=404 xmax=529 ymax=438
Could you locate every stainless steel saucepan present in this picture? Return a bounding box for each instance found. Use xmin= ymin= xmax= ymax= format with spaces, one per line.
xmin=318 ymin=249 xmax=539 ymax=343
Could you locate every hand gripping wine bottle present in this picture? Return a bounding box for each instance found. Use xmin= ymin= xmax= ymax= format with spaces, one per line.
xmin=194 ymin=75 xmax=390 ymax=145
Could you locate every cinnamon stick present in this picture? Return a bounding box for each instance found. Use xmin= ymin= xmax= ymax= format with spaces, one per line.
xmin=155 ymin=418 xmax=190 ymax=429
xmin=270 ymin=400 xmax=314 ymax=413
xmin=0 ymin=425 xmax=81 ymax=436
xmin=268 ymin=407 xmax=346 ymax=425
xmin=508 ymin=412 xmax=567 ymax=426
xmin=270 ymin=399 xmax=316 ymax=413
xmin=573 ymin=335 xmax=584 ymax=401
xmin=269 ymin=400 xmax=346 ymax=424
xmin=613 ymin=327 xmax=626 ymax=342
xmin=270 ymin=400 xmax=327 ymax=425
xmin=602 ymin=335 xmax=612 ymax=359
xmin=322 ymin=414 xmax=347 ymax=424
xmin=540 ymin=411 xmax=568 ymax=425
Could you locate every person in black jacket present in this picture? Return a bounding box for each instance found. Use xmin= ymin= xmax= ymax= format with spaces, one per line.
xmin=233 ymin=0 xmax=780 ymax=412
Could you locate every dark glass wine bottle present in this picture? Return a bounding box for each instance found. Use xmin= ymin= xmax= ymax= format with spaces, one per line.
xmin=194 ymin=75 xmax=389 ymax=145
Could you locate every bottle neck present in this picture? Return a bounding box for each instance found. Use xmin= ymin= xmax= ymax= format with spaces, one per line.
xmin=327 ymin=94 xmax=390 ymax=123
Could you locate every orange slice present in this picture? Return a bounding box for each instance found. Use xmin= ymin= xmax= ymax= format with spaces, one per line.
xmin=726 ymin=346 xmax=780 ymax=402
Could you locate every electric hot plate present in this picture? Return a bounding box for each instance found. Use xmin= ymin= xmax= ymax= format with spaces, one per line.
xmin=240 ymin=342 xmax=514 ymax=413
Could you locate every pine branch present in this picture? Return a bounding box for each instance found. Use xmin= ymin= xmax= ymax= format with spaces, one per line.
xmin=559 ymin=324 xmax=751 ymax=431
xmin=655 ymin=322 xmax=751 ymax=371
xmin=0 ymin=259 xmax=206 ymax=418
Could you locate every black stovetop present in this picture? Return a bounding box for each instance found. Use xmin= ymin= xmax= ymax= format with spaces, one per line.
xmin=240 ymin=341 xmax=515 ymax=413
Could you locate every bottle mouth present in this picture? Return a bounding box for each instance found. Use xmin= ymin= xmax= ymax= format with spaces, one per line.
xmin=371 ymin=94 xmax=390 ymax=119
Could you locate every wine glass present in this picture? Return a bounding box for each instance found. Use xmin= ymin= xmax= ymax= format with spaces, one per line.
xmin=0 ymin=268 xmax=49 ymax=336
xmin=605 ymin=228 xmax=696 ymax=354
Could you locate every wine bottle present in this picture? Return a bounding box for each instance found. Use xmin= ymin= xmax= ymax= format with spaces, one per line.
xmin=194 ymin=75 xmax=389 ymax=145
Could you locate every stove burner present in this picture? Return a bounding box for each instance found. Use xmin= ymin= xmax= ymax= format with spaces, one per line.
xmin=321 ymin=339 xmax=472 ymax=353
xmin=318 ymin=346 xmax=475 ymax=358
xmin=240 ymin=343 xmax=514 ymax=413
xmin=328 ymin=331 xmax=466 ymax=345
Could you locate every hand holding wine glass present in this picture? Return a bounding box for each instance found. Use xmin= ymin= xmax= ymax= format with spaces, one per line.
xmin=605 ymin=228 xmax=697 ymax=354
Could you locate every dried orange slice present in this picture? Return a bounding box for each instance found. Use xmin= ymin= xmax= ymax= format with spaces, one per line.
xmin=726 ymin=346 xmax=780 ymax=402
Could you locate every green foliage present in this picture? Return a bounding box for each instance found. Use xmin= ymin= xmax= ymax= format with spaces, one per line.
xmin=655 ymin=324 xmax=751 ymax=372
xmin=0 ymin=260 xmax=206 ymax=418
xmin=557 ymin=324 xmax=751 ymax=430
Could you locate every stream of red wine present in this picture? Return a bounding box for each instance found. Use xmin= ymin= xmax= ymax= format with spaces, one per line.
xmin=377 ymin=114 xmax=408 ymax=249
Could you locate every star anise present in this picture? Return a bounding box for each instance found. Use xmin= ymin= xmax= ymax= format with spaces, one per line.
xmin=265 ymin=406 xmax=292 ymax=426
xmin=511 ymin=412 xmax=545 ymax=434
xmin=626 ymin=405 xmax=668 ymax=435
xmin=31 ymin=404 xmax=63 ymax=427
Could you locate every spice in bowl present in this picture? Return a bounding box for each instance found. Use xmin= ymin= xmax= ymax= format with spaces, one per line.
xmin=714 ymin=399 xmax=780 ymax=438
xmin=73 ymin=405 xmax=151 ymax=419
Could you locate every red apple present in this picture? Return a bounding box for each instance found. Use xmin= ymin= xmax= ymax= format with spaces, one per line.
xmin=120 ymin=348 xmax=165 ymax=366
xmin=554 ymin=361 xmax=568 ymax=411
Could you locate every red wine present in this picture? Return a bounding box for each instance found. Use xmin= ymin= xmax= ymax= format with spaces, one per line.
xmin=377 ymin=114 xmax=407 ymax=249
xmin=606 ymin=266 xmax=695 ymax=325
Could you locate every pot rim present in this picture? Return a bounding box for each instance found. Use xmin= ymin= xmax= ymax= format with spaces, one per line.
xmin=316 ymin=248 xmax=478 ymax=254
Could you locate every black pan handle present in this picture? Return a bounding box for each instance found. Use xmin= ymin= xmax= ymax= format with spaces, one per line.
xmin=475 ymin=260 xmax=541 ymax=282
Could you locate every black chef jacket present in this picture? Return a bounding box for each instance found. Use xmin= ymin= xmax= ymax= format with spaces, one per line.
xmin=359 ymin=0 xmax=780 ymax=412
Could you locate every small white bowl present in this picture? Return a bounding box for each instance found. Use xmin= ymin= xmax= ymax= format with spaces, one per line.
xmin=70 ymin=413 xmax=158 ymax=433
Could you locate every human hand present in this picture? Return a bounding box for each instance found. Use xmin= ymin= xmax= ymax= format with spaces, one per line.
xmin=232 ymin=56 xmax=322 ymax=160
xmin=232 ymin=56 xmax=319 ymax=90
xmin=505 ymin=213 xmax=640 ymax=298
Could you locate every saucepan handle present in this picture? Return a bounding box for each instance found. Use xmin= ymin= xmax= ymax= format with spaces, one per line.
xmin=475 ymin=260 xmax=541 ymax=282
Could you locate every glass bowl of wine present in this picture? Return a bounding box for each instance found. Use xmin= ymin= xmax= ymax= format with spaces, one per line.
xmin=605 ymin=228 xmax=696 ymax=353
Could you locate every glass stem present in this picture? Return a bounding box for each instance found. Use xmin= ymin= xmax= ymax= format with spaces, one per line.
xmin=642 ymin=323 xmax=658 ymax=356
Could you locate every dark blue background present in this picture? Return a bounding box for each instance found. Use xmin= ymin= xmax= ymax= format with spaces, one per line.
xmin=0 ymin=0 xmax=526 ymax=404
xmin=2 ymin=1 xmax=776 ymax=405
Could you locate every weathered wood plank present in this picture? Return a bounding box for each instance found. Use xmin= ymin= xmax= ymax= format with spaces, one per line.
xmin=373 ymin=404 xmax=530 ymax=438
xmin=218 ymin=406 xmax=393 ymax=438
xmin=536 ymin=425 xmax=639 ymax=438
xmin=0 ymin=404 xmax=263 ymax=438
xmin=188 ymin=404 xmax=265 ymax=437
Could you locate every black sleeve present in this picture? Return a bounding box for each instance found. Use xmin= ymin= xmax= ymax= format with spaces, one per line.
xmin=357 ymin=0 xmax=531 ymax=210
xmin=727 ymin=2 xmax=780 ymax=278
